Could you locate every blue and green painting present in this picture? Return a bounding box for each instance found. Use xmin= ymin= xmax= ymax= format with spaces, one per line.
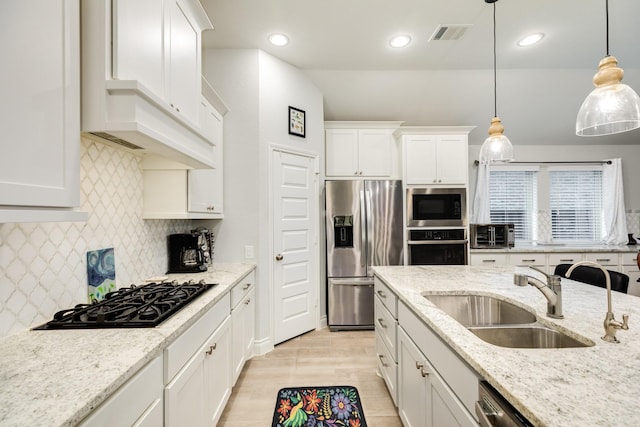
xmin=87 ymin=248 xmax=116 ymax=302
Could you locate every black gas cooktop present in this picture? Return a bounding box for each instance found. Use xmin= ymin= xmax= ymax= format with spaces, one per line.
xmin=33 ymin=280 xmax=216 ymax=330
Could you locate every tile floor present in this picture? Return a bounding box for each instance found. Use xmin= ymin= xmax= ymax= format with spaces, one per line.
xmin=219 ymin=328 xmax=403 ymax=426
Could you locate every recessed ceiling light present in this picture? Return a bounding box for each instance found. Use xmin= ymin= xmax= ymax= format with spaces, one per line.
xmin=268 ymin=33 xmax=289 ymax=47
xmin=389 ymin=35 xmax=411 ymax=48
xmin=517 ymin=33 xmax=544 ymax=47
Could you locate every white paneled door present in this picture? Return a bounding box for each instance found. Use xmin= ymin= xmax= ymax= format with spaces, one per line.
xmin=272 ymin=149 xmax=318 ymax=344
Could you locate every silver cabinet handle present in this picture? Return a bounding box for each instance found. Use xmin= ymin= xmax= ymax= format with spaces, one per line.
xmin=559 ymin=259 xmax=574 ymax=262
xmin=376 ymin=290 xmax=386 ymax=298
xmin=420 ymin=367 xmax=429 ymax=377
xmin=482 ymin=259 xmax=497 ymax=263
xmin=416 ymin=361 xmax=423 ymax=370
xmin=522 ymin=259 xmax=536 ymax=263
xmin=596 ymin=258 xmax=611 ymax=262
xmin=244 ymin=298 xmax=251 ymax=305
xmin=378 ymin=354 xmax=387 ymax=367
xmin=205 ymin=343 xmax=217 ymax=355
xmin=242 ymin=283 xmax=251 ymax=290
xmin=377 ymin=318 xmax=386 ymax=328
xmin=275 ymin=254 xmax=283 ymax=261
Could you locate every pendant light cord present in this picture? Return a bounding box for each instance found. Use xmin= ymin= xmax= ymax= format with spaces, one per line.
xmin=605 ymin=0 xmax=610 ymax=56
xmin=492 ymin=2 xmax=497 ymax=118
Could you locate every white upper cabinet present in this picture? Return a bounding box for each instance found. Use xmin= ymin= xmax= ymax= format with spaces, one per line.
xmin=81 ymin=0 xmax=215 ymax=168
xmin=400 ymin=127 xmax=474 ymax=186
xmin=325 ymin=122 xmax=403 ymax=178
xmin=0 ymin=0 xmax=87 ymax=222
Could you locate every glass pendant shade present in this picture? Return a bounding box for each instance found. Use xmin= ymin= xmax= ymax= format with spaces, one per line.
xmin=576 ymin=56 xmax=640 ymax=136
xmin=479 ymin=116 xmax=514 ymax=163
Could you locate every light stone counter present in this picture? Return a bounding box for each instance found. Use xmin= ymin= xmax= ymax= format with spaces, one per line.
xmin=0 ymin=262 xmax=255 ymax=427
xmin=373 ymin=265 xmax=640 ymax=427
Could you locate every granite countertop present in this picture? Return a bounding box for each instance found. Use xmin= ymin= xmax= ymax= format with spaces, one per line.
xmin=373 ymin=265 xmax=640 ymax=427
xmin=0 ymin=263 xmax=256 ymax=427
xmin=470 ymin=243 xmax=639 ymax=253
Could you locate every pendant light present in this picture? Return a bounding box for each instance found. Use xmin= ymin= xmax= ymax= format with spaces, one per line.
xmin=576 ymin=0 xmax=640 ymax=136
xmin=479 ymin=0 xmax=514 ymax=164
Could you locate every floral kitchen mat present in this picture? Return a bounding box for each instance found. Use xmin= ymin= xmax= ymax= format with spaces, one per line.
xmin=271 ymin=386 xmax=367 ymax=427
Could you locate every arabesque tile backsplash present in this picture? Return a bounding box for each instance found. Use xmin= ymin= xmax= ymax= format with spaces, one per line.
xmin=0 ymin=139 xmax=192 ymax=338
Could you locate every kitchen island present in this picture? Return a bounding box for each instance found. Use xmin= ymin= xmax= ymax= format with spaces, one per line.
xmin=0 ymin=263 xmax=255 ymax=427
xmin=373 ymin=265 xmax=640 ymax=426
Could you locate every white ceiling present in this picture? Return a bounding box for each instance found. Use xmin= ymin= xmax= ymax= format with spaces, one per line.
xmin=200 ymin=0 xmax=640 ymax=146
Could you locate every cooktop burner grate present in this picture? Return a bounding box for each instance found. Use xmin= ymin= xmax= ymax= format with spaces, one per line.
xmin=33 ymin=280 xmax=216 ymax=330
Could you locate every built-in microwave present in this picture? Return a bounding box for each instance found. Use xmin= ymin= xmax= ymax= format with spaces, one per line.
xmin=406 ymin=188 xmax=467 ymax=227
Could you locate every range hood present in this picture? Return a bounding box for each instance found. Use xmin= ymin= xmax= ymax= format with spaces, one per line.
xmin=82 ymin=80 xmax=215 ymax=169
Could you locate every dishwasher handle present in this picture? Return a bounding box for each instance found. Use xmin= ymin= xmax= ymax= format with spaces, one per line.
xmin=475 ymin=400 xmax=499 ymax=427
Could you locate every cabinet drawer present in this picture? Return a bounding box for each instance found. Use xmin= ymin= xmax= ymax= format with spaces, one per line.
xmin=584 ymin=252 xmax=618 ymax=266
xmin=374 ymin=277 xmax=397 ymax=317
xmin=231 ymin=271 xmax=255 ymax=308
xmin=548 ymin=253 xmax=583 ymax=267
xmin=79 ymin=356 xmax=163 ymax=427
xmin=375 ymin=330 xmax=398 ymax=406
xmin=469 ymin=253 xmax=507 ymax=266
xmin=621 ymin=252 xmax=640 ymax=266
xmin=509 ymin=253 xmax=545 ymax=267
xmin=375 ymin=295 xmax=397 ymax=361
xmin=165 ymin=293 xmax=230 ymax=381
xmin=398 ymin=302 xmax=479 ymax=416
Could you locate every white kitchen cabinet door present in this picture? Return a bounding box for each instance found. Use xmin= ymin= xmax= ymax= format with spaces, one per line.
xmin=325 ymin=129 xmax=359 ymax=176
xmin=231 ymin=273 xmax=256 ymax=384
xmin=0 ymin=0 xmax=83 ymax=219
xmin=435 ymin=135 xmax=467 ymax=184
xmin=357 ymin=129 xmax=392 ymax=176
xmin=165 ymin=0 xmax=201 ymax=125
xmin=404 ymin=135 xmax=467 ymax=185
xmin=404 ymin=135 xmax=438 ymax=185
xmin=165 ymin=316 xmax=231 ymax=427
xmin=398 ymin=327 xmax=427 ymax=427
xmin=111 ymin=0 xmax=163 ymax=96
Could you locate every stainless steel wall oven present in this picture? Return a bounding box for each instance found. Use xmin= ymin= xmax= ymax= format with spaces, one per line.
xmin=407 ymin=228 xmax=468 ymax=265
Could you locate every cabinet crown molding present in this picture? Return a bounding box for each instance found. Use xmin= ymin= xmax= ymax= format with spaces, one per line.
xmin=324 ymin=121 xmax=404 ymax=129
xmin=394 ymin=126 xmax=476 ymax=137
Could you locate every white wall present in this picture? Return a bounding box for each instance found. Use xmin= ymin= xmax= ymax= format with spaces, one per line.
xmin=203 ymin=49 xmax=324 ymax=352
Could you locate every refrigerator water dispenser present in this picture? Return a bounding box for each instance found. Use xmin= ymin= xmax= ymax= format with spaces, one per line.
xmin=334 ymin=216 xmax=353 ymax=248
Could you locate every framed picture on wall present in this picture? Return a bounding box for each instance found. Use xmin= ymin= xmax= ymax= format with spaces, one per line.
xmin=288 ymin=106 xmax=306 ymax=138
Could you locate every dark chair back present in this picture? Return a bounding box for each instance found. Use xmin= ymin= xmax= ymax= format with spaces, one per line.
xmin=553 ymin=264 xmax=629 ymax=294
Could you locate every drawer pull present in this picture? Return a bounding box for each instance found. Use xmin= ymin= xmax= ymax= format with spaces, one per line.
xmin=522 ymin=259 xmax=536 ymax=263
xmin=244 ymin=298 xmax=251 ymax=305
xmin=205 ymin=343 xmax=217 ymax=356
xmin=378 ymin=354 xmax=387 ymax=367
xmin=559 ymin=259 xmax=574 ymax=262
xmin=242 ymin=283 xmax=251 ymax=290
xmin=482 ymin=259 xmax=496 ymax=263
xmin=416 ymin=361 xmax=424 ymax=370
xmin=377 ymin=318 xmax=387 ymax=328
xmin=420 ymin=367 xmax=429 ymax=378
xmin=376 ymin=290 xmax=386 ymax=298
xmin=596 ymin=258 xmax=611 ymax=262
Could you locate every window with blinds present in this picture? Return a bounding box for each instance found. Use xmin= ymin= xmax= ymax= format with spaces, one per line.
xmin=550 ymin=170 xmax=603 ymax=241
xmin=488 ymin=170 xmax=538 ymax=241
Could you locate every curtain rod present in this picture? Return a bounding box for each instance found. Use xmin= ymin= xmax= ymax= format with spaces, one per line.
xmin=473 ymin=160 xmax=612 ymax=166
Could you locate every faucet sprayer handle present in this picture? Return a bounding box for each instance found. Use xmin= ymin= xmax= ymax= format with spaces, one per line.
xmin=622 ymin=314 xmax=630 ymax=330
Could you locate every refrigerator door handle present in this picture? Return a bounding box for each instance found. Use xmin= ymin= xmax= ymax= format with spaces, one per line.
xmin=359 ymin=190 xmax=367 ymax=268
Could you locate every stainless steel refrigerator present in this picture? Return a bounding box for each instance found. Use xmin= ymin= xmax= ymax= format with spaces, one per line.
xmin=325 ymin=180 xmax=403 ymax=330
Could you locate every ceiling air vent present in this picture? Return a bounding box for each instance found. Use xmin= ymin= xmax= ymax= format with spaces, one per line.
xmin=430 ymin=24 xmax=471 ymax=41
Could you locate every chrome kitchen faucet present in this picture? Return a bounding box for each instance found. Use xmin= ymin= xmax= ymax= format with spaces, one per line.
xmin=514 ymin=266 xmax=564 ymax=319
xmin=565 ymin=261 xmax=629 ymax=343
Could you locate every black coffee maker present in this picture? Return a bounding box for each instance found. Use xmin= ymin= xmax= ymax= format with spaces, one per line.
xmin=167 ymin=233 xmax=208 ymax=273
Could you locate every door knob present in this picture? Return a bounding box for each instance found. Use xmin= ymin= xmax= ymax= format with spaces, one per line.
xmin=275 ymin=254 xmax=283 ymax=261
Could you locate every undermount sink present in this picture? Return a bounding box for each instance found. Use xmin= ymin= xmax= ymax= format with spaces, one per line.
xmin=424 ymin=293 xmax=594 ymax=349
xmin=423 ymin=294 xmax=537 ymax=326
xmin=468 ymin=325 xmax=594 ymax=349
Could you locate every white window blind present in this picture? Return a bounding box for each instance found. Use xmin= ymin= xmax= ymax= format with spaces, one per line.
xmin=550 ymin=170 xmax=602 ymax=242
xmin=489 ymin=170 xmax=537 ymax=241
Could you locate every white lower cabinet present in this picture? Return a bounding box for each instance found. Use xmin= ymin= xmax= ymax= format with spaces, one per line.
xmin=374 ymin=278 xmax=398 ymax=405
xmin=231 ymin=271 xmax=256 ymax=384
xmin=164 ymin=293 xmax=232 ymax=427
xmin=79 ymin=356 xmax=164 ymax=427
xmin=397 ymin=301 xmax=478 ymax=427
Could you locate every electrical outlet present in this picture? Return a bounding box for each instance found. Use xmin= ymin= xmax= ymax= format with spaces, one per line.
xmin=244 ymin=245 xmax=254 ymax=259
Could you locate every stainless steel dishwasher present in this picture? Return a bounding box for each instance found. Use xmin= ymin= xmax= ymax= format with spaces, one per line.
xmin=476 ymin=381 xmax=533 ymax=427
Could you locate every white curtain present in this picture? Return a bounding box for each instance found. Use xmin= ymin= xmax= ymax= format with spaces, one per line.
xmin=602 ymin=158 xmax=628 ymax=244
xmin=471 ymin=161 xmax=491 ymax=224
